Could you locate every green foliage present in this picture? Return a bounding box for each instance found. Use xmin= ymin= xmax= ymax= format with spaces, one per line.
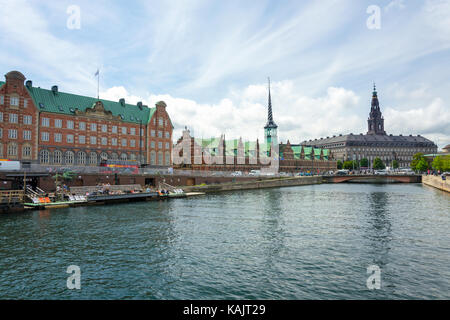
xmin=416 ymin=158 xmax=429 ymax=172
xmin=52 ymin=170 xmax=75 ymax=186
xmin=373 ymin=157 xmax=385 ymax=170
xmin=411 ymin=153 xmax=424 ymax=171
xmin=392 ymin=160 xmax=399 ymax=169
xmin=337 ymin=160 xmax=343 ymax=170
xmin=360 ymin=158 xmax=369 ymax=168
xmin=432 ymin=155 xmax=450 ymax=172
xmin=343 ymin=160 xmax=358 ymax=170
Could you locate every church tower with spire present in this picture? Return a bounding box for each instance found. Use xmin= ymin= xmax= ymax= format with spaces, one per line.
xmin=264 ymin=78 xmax=278 ymax=155
xmin=367 ymin=83 xmax=386 ymax=135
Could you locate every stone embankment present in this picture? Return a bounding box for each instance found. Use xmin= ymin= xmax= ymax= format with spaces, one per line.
xmin=422 ymin=175 xmax=450 ymax=193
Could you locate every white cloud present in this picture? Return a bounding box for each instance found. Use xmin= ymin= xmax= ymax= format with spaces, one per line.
xmin=385 ymin=0 xmax=406 ymax=12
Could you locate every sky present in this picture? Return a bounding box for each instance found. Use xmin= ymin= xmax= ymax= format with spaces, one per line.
xmin=1 ymin=0 xmax=449 ymax=148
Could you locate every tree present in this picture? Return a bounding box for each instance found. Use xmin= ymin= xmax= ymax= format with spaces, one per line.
xmin=411 ymin=153 xmax=425 ymax=171
xmin=392 ymin=160 xmax=399 ymax=169
xmin=416 ymin=158 xmax=429 ymax=172
xmin=432 ymin=155 xmax=450 ymax=172
xmin=360 ymin=158 xmax=369 ymax=168
xmin=373 ymin=157 xmax=385 ymax=170
xmin=337 ymin=160 xmax=343 ymax=170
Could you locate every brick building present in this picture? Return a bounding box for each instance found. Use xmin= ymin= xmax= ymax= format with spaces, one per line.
xmin=0 ymin=71 xmax=173 ymax=166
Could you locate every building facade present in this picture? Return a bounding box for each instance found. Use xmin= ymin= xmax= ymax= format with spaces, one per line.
xmin=301 ymin=85 xmax=438 ymax=168
xmin=0 ymin=71 xmax=173 ymax=167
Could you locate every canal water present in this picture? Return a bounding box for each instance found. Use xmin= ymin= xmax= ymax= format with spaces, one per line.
xmin=0 ymin=183 xmax=449 ymax=299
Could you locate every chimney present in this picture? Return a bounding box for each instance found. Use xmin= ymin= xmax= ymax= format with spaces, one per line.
xmin=119 ymin=98 xmax=125 ymax=106
xmin=137 ymin=101 xmax=143 ymax=109
xmin=26 ymin=80 xmax=32 ymax=88
xmin=51 ymin=85 xmax=58 ymax=94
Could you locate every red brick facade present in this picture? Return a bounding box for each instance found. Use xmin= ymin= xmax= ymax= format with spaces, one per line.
xmin=0 ymin=71 xmax=173 ymax=166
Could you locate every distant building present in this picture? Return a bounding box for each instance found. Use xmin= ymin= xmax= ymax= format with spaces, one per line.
xmin=301 ymin=85 xmax=437 ymax=168
xmin=0 ymin=71 xmax=173 ymax=167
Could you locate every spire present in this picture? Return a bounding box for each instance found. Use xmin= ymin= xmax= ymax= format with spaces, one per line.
xmin=372 ymin=82 xmax=377 ymax=97
xmin=265 ymin=77 xmax=277 ymax=129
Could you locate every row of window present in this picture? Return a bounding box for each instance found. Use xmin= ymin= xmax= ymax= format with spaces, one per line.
xmin=0 ymin=96 xmax=28 ymax=107
xmin=38 ymin=150 xmax=171 ymax=166
xmin=0 ymin=128 xmax=32 ymax=140
xmin=0 ymin=143 xmax=32 ymax=158
xmin=0 ymin=112 xmax=33 ymax=124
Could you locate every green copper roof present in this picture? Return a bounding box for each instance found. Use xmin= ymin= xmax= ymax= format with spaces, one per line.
xmin=0 ymin=81 xmax=4 ymax=86
xmin=25 ymin=85 xmax=154 ymax=124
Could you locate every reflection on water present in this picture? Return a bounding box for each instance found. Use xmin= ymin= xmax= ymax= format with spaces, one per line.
xmin=0 ymin=183 xmax=449 ymax=299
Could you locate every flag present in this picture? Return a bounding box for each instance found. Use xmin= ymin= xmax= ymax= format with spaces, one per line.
xmin=94 ymin=69 xmax=99 ymax=76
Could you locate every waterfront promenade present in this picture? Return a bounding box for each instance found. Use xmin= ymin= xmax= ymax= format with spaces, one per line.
xmin=422 ymin=175 xmax=450 ymax=193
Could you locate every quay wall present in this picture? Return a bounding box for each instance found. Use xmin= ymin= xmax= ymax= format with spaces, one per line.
xmin=181 ymin=176 xmax=322 ymax=193
xmin=422 ymin=175 xmax=450 ymax=193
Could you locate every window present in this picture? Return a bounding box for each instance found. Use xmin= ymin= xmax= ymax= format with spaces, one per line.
xmin=120 ymin=153 xmax=128 ymax=160
xmin=10 ymin=97 xmax=19 ymax=106
xmin=54 ymin=133 xmax=62 ymax=142
xmin=165 ymin=142 xmax=170 ymax=149
xmin=9 ymin=113 xmax=18 ymax=123
xmin=90 ymin=136 xmax=97 ymax=144
xmin=55 ymin=119 xmax=62 ymax=128
xmin=65 ymin=151 xmax=75 ymax=165
xmin=40 ymin=150 xmax=50 ymax=163
xmin=53 ymin=150 xmax=62 ymax=164
xmin=7 ymin=143 xmax=18 ymax=157
xmin=79 ymin=122 xmax=86 ymax=130
xmin=67 ymin=134 xmax=74 ymax=143
xmin=165 ymin=151 xmax=171 ymax=165
xmin=42 ymin=118 xmax=50 ymax=127
xmin=121 ymin=127 xmax=127 ymax=134
xmin=22 ymin=145 xmax=32 ymax=158
xmin=140 ymin=128 xmax=144 ymax=136
xmin=90 ymin=123 xmax=97 ymax=131
xmin=112 ymin=126 xmax=117 ymax=133
xmin=8 ymin=129 xmax=18 ymax=139
xmin=101 ymin=137 xmax=107 ymax=145
xmin=158 ymin=118 xmax=163 ymax=126
xmin=112 ymin=138 xmax=117 ymax=146
xmin=100 ymin=152 xmax=108 ymax=161
xmin=158 ymin=131 xmax=162 ymax=138
xmin=130 ymin=154 xmax=136 ymax=160
xmin=0 ymin=128 xmax=2 ymax=138
xmin=101 ymin=124 xmax=107 ymax=133
xmin=151 ymin=141 xmax=155 ymax=148
xmin=89 ymin=153 xmax=97 ymax=165
xmin=79 ymin=135 xmax=86 ymax=144
xmin=158 ymin=151 xmax=163 ymax=165
xmin=0 ymin=95 xmax=3 ymax=104
xmin=151 ymin=130 xmax=155 ymax=137
xmin=67 ymin=120 xmax=74 ymax=129
xmin=121 ymin=138 xmax=127 ymax=147
xmin=158 ymin=142 xmax=162 ymax=149
xmin=24 ymin=99 xmax=28 ymax=108
xmin=23 ymin=115 xmax=32 ymax=125
xmin=77 ymin=152 xmax=86 ymax=165
xmin=165 ymin=131 xmax=170 ymax=139
xmin=111 ymin=153 xmax=118 ymax=160
xmin=0 ymin=112 xmax=3 ymax=122
xmin=41 ymin=132 xmax=49 ymax=141
xmin=23 ymin=130 xmax=31 ymax=140
xmin=130 ymin=128 xmax=136 ymax=135
xmin=150 ymin=151 xmax=156 ymax=165
xmin=130 ymin=140 xmax=136 ymax=147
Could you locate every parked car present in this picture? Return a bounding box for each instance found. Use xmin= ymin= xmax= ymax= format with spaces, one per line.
xmin=336 ymin=170 xmax=349 ymax=175
xmin=231 ymin=171 xmax=242 ymax=176
xmin=249 ymin=170 xmax=261 ymax=176
xmin=374 ymin=170 xmax=388 ymax=175
xmin=279 ymin=172 xmax=289 ymax=177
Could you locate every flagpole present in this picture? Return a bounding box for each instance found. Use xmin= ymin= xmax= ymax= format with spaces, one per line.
xmin=97 ymin=69 xmax=100 ymax=100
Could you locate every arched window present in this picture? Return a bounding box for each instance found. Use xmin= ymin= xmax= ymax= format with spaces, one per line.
xmin=130 ymin=153 xmax=136 ymax=161
xmin=165 ymin=151 xmax=171 ymax=166
xmin=53 ymin=150 xmax=63 ymax=164
xmin=22 ymin=145 xmax=32 ymax=159
xmin=150 ymin=151 xmax=156 ymax=165
xmin=89 ymin=152 xmax=97 ymax=165
xmin=0 ymin=143 xmax=3 ymax=157
xmin=40 ymin=150 xmax=50 ymax=164
xmin=100 ymin=152 xmax=108 ymax=161
xmin=158 ymin=151 xmax=163 ymax=165
xmin=7 ymin=143 xmax=18 ymax=157
xmin=120 ymin=153 xmax=128 ymax=160
xmin=77 ymin=151 xmax=86 ymax=165
xmin=65 ymin=151 xmax=75 ymax=165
